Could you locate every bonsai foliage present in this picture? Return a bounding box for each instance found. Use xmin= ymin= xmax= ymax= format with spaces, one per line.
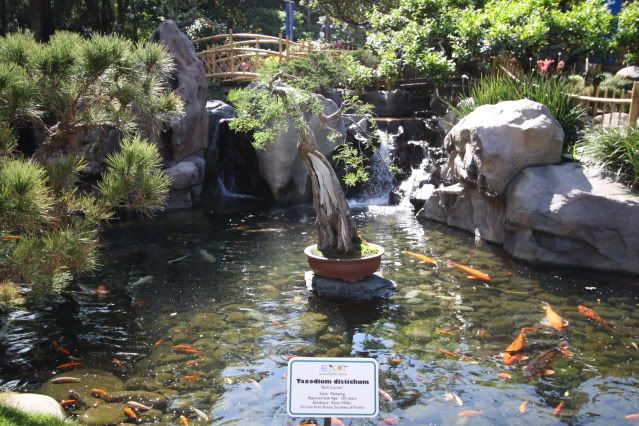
xmin=0 ymin=30 xmax=181 ymax=309
xmin=228 ymin=69 xmax=375 ymax=254
xmin=0 ymin=30 xmax=183 ymax=156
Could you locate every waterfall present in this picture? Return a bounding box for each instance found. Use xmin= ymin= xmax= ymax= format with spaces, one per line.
xmin=349 ymin=130 xmax=394 ymax=207
xmin=217 ymin=176 xmax=257 ymax=200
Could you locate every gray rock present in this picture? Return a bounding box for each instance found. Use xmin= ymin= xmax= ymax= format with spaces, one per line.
xmin=504 ymin=163 xmax=639 ymax=275
xmin=445 ymin=99 xmax=564 ymax=195
xmin=418 ymin=183 xmax=506 ymax=244
xmin=152 ymin=20 xmax=209 ymax=163
xmin=615 ymin=65 xmax=639 ymax=81
xmin=593 ymin=112 xmax=630 ymax=128
xmin=305 ymin=271 xmax=397 ymax=302
xmin=164 ymin=155 xmax=206 ymax=209
xmin=257 ymin=92 xmax=346 ymax=202
xmin=361 ymin=89 xmax=429 ymax=117
xmin=0 ymin=392 xmax=66 ymax=420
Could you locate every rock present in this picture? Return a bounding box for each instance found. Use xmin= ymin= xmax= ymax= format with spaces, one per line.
xmin=104 ymin=390 xmax=168 ymax=409
xmin=361 ymin=89 xmax=430 ymax=117
xmin=445 ymin=99 xmax=564 ymax=195
xmin=75 ymin=126 xmax=121 ymax=176
xmin=615 ymin=65 xmax=639 ymax=81
xmin=402 ymin=319 xmax=434 ymax=339
xmin=256 ymin=92 xmax=346 ymax=202
xmin=593 ymin=112 xmax=630 ymax=128
xmin=152 ymin=20 xmax=208 ymax=163
xmin=37 ymin=368 xmax=125 ymax=403
xmin=504 ymin=163 xmax=639 ymax=275
xmin=417 ymin=183 xmax=506 ymax=244
xmin=305 ymin=271 xmax=397 ymax=302
xmin=78 ymin=403 xmax=126 ymax=426
xmin=0 ymin=392 xmax=66 ymax=419
xmin=164 ymin=155 xmax=206 ymax=209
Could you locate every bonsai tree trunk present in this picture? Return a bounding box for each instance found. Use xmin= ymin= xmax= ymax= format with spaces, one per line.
xmin=297 ymin=123 xmax=360 ymax=253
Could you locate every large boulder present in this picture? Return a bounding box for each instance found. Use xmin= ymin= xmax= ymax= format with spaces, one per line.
xmin=445 ymin=99 xmax=564 ymax=195
xmin=504 ymin=163 xmax=639 ymax=275
xmin=361 ymin=89 xmax=429 ymax=117
xmin=615 ymin=65 xmax=639 ymax=81
xmin=417 ymin=183 xmax=506 ymax=244
xmin=164 ymin=155 xmax=206 ymax=209
xmin=152 ymin=20 xmax=209 ymax=163
xmin=256 ymin=93 xmax=346 ymax=202
xmin=0 ymin=392 xmax=65 ymax=419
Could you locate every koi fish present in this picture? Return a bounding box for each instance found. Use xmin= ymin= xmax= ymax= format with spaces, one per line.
xmin=182 ymin=374 xmax=202 ymax=381
xmin=123 ymin=406 xmax=138 ymax=419
xmin=379 ymin=417 xmax=400 ymax=424
xmin=52 ymin=341 xmax=71 ymax=356
xmin=126 ymin=401 xmax=151 ymax=411
xmin=153 ymin=339 xmax=163 ymax=346
xmin=505 ymin=332 xmax=526 ymax=353
xmin=415 ymin=376 xmax=425 ymax=382
xmin=90 ymin=388 xmax=108 ymax=397
xmin=497 ymin=372 xmax=512 ymax=380
xmin=402 ymin=251 xmax=437 ymax=266
xmin=59 ymin=399 xmax=77 ymax=407
xmin=477 ymin=328 xmax=488 ymax=337
xmin=56 ymin=362 xmax=82 ymax=370
xmin=552 ymin=401 xmax=565 ymax=416
xmin=437 ymin=329 xmax=456 ymax=336
xmin=95 ymin=285 xmax=109 ymax=296
xmin=435 ymin=349 xmax=457 ymax=357
xmin=379 ymin=389 xmax=393 ymax=401
xmin=50 ymin=377 xmax=80 ymax=383
xmin=458 ymin=410 xmax=482 ymax=417
xmin=191 ymin=406 xmax=209 ymax=421
xmin=385 ymin=357 xmax=403 ymax=366
xmin=625 ymin=414 xmax=639 ymax=419
xmin=443 ymin=392 xmax=464 ymax=406
xmin=447 ymin=261 xmax=491 ymax=281
xmin=577 ymin=304 xmax=612 ymax=329
xmin=248 ymin=378 xmax=261 ymax=390
xmin=132 ymin=300 xmax=145 ymax=306
xmin=501 ymin=352 xmax=528 ymax=365
xmin=542 ymin=303 xmax=568 ymax=331
xmin=331 ymin=418 xmax=346 ymax=426
xmin=185 ymin=359 xmax=200 ymax=367
xmin=523 ymin=349 xmax=562 ymax=377
xmin=172 ymin=345 xmax=198 ymax=350
xmin=559 ymin=342 xmax=573 ymax=357
xmin=520 ymin=326 xmax=538 ymax=332
xmin=179 ymin=415 xmax=189 ymax=425
xmin=1 ymin=235 xmax=20 ymax=240
xmin=112 ymin=357 xmax=127 ymax=369
xmin=519 ymin=400 xmax=528 ymax=413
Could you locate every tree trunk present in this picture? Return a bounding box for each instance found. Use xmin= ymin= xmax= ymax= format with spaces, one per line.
xmin=297 ymin=123 xmax=359 ymax=253
xmin=30 ymin=0 xmax=54 ymax=42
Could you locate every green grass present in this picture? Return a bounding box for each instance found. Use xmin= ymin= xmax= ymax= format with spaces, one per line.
xmin=576 ymin=126 xmax=639 ymax=190
xmin=311 ymin=241 xmax=381 ymax=259
xmin=0 ymin=404 xmax=71 ymax=426
xmin=454 ymin=73 xmax=585 ymax=148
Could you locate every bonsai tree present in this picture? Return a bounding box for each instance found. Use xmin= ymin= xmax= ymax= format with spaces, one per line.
xmin=228 ymin=70 xmax=375 ymax=254
xmin=0 ymin=30 xmax=183 ymax=310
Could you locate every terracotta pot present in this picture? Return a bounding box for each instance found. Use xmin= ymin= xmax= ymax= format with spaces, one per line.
xmin=304 ymin=243 xmax=384 ymax=283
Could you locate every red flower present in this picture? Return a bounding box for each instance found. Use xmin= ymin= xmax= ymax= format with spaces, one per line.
xmin=537 ymin=59 xmax=555 ymax=75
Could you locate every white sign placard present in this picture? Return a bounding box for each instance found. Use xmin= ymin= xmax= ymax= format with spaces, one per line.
xmin=287 ymin=357 xmax=379 ymax=418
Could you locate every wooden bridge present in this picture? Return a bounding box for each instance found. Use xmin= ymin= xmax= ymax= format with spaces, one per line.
xmin=193 ymin=32 xmax=344 ymax=83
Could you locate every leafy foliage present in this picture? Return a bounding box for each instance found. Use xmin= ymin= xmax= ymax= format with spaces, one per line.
xmin=455 ymin=74 xmax=585 ymax=147
xmin=577 ymin=127 xmax=639 ymax=189
xmin=615 ymin=1 xmax=639 ymax=65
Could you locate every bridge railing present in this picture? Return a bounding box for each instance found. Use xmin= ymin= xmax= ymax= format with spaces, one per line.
xmin=194 ymin=32 xmax=344 ymax=82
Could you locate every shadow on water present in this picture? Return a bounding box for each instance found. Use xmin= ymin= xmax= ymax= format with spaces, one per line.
xmin=0 ymin=202 xmax=637 ymax=425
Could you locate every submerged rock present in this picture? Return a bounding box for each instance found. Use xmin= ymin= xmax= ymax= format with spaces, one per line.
xmin=0 ymin=392 xmax=65 ymax=419
xmin=104 ymin=390 xmax=168 ymax=409
xmin=305 ymin=271 xmax=397 ymax=302
xmin=78 ymin=403 xmax=126 ymax=426
xmin=504 ymin=163 xmax=639 ymax=275
xmin=37 ymin=368 xmax=124 ymax=403
xmin=402 ymin=319 xmax=434 ymax=339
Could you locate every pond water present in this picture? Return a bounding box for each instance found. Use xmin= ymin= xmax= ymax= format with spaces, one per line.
xmin=1 ymin=202 xmax=638 ymax=425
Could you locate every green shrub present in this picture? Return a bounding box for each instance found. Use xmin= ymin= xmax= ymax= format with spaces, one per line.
xmin=455 ymin=74 xmax=585 ymax=147
xmin=576 ymin=127 xmax=639 ymax=189
xmin=615 ymin=1 xmax=639 ymax=65
xmin=599 ymin=75 xmax=635 ymax=92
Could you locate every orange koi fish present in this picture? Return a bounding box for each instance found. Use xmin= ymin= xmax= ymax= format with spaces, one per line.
xmin=625 ymin=414 xmax=639 ymax=419
xmin=577 ymin=304 xmax=612 ymax=329
xmin=153 ymin=339 xmax=163 ymax=346
xmin=379 ymin=389 xmax=393 ymax=402
xmin=447 ymin=261 xmax=491 ymax=281
xmin=559 ymin=342 xmax=573 ymax=357
xmin=331 ymin=417 xmax=346 ymax=426
xmin=523 ymin=349 xmax=563 ymax=377
xmin=95 ymin=285 xmax=109 ymax=296
xmin=477 ymin=328 xmax=488 ymax=337
xmin=520 ymin=326 xmax=538 ymax=332
xmin=52 ymin=341 xmax=71 ymax=356
xmin=50 ymin=377 xmax=80 ymax=383
xmin=123 ymin=406 xmax=138 ymax=419
xmin=112 ymin=357 xmax=127 ymax=369
xmin=501 ymin=351 xmax=528 ymax=365
xmin=519 ymin=400 xmax=528 ymax=413
xmin=552 ymin=401 xmax=565 ymax=416
xmin=59 ymin=399 xmax=77 ymax=407
xmin=179 ymin=415 xmax=189 ymax=426
xmin=458 ymin=410 xmax=482 ymax=417
xmin=90 ymin=388 xmax=108 ymax=397
xmin=435 ymin=349 xmax=457 ymax=357
xmin=402 ymin=251 xmax=437 ymax=266
xmin=505 ymin=332 xmax=526 ymax=353
xmin=172 ymin=345 xmax=197 ymax=350
xmin=385 ymin=357 xmax=403 ymax=366
xmin=497 ymin=372 xmax=512 ymax=380
xmin=543 ymin=303 xmax=568 ymax=331
xmin=182 ymin=374 xmax=202 ymax=381
xmin=0 ymin=235 xmax=21 ymax=240
xmin=126 ymin=401 xmax=151 ymax=411
xmin=437 ymin=329 xmax=456 ymax=336
xmin=56 ymin=362 xmax=82 ymax=370
xmin=380 ymin=417 xmax=400 ymax=424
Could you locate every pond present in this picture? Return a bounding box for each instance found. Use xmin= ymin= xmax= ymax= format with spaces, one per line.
xmin=1 ymin=201 xmax=638 ymax=425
